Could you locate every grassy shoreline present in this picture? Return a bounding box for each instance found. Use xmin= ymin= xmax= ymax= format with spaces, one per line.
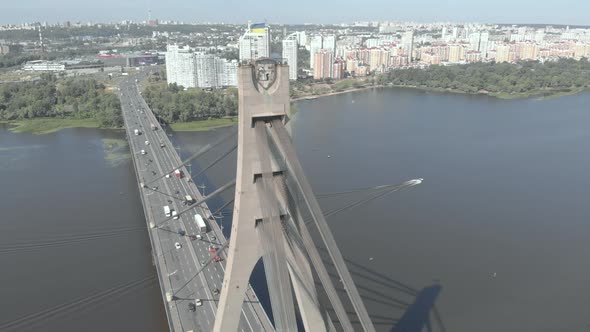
xmin=2 ymin=118 xmax=110 ymax=135
xmin=169 ymin=117 xmax=238 ymax=132
xmin=292 ymin=83 xmax=588 ymax=102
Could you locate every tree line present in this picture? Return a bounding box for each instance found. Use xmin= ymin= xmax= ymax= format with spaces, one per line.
xmin=0 ymin=24 xmax=241 ymax=42
xmin=378 ymin=58 xmax=590 ymax=95
xmin=0 ymin=74 xmax=122 ymax=127
xmin=141 ymin=83 xmax=238 ymax=124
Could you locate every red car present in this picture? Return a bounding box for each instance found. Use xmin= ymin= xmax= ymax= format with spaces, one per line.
xmin=208 ymin=246 xmax=218 ymax=253
xmin=213 ymin=256 xmax=222 ymax=262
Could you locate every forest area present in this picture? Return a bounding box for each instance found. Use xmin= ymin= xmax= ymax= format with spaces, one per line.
xmin=0 ymin=74 xmax=122 ymax=128
xmin=141 ymin=83 xmax=238 ymax=124
xmin=379 ymin=58 xmax=590 ymax=95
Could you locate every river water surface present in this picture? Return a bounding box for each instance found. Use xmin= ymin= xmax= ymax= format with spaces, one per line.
xmin=1 ymin=87 xmax=590 ymax=332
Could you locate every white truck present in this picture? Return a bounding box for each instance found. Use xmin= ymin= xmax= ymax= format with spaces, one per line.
xmin=164 ymin=205 xmax=171 ymax=217
xmin=194 ymin=213 xmax=207 ymax=233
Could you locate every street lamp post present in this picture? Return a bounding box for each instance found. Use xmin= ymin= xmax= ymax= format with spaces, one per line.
xmin=213 ymin=213 xmax=224 ymax=234
xmin=197 ymin=184 xmax=206 ymax=197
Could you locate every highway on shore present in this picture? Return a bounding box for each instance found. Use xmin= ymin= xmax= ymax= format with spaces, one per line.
xmin=118 ymin=69 xmax=273 ymax=332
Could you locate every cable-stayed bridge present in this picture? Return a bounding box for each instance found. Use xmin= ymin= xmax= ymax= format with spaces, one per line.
xmin=119 ymin=60 xmax=427 ymax=332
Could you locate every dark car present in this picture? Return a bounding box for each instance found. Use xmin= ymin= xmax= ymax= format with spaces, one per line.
xmin=188 ymin=302 xmax=196 ymax=312
xmin=178 ymin=229 xmax=186 ymax=236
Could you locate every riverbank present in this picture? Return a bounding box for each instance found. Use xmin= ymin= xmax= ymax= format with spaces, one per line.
xmin=169 ymin=117 xmax=237 ymax=132
xmin=291 ymin=82 xmax=588 ymax=102
xmin=2 ymin=118 xmax=111 ymax=134
xmin=290 ymin=85 xmax=379 ymax=101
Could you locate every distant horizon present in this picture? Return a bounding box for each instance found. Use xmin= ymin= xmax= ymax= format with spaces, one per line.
xmin=1 ymin=0 xmax=588 ymax=27
xmin=1 ymin=18 xmax=589 ymax=29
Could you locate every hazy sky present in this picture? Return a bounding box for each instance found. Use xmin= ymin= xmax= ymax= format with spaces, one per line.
xmin=1 ymin=0 xmax=588 ymax=26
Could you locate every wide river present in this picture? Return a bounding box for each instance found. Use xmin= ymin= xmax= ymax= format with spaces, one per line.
xmin=1 ymin=87 xmax=589 ymax=332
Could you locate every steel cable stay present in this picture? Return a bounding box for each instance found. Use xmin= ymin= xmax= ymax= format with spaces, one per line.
xmin=0 ymin=273 xmax=156 ymax=331
xmin=305 ymin=181 xmax=420 ymax=226
xmin=152 ymin=180 xmax=236 ymax=229
xmin=143 ymin=128 xmax=237 ymax=186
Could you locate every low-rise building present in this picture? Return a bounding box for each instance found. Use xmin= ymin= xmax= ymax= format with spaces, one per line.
xmin=0 ymin=44 xmax=9 ymax=55
xmin=23 ymin=60 xmax=65 ymax=71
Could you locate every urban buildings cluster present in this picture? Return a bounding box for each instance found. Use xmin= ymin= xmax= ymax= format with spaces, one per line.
xmin=165 ymin=44 xmax=238 ymax=89
xmin=168 ymin=21 xmax=590 ymax=87
xmin=298 ymin=23 xmax=590 ymax=80
xmin=2 ymin=18 xmax=590 ymax=86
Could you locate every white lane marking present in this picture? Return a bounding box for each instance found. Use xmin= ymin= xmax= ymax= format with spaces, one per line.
xmin=130 ymin=89 xmax=263 ymax=331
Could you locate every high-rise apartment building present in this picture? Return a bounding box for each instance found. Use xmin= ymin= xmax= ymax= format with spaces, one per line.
xmin=166 ymin=44 xmax=197 ymax=88
xmin=332 ymin=59 xmax=344 ymax=80
xmin=215 ymin=58 xmax=239 ymax=87
xmin=313 ymin=50 xmax=333 ymax=79
xmin=468 ymin=32 xmax=481 ymax=51
xmin=195 ymin=53 xmax=218 ymax=88
xmin=282 ymin=34 xmax=298 ymax=80
xmin=518 ymin=43 xmax=539 ymax=60
xmin=479 ymin=32 xmax=490 ymax=57
xmin=294 ymin=31 xmax=307 ymax=46
xmin=535 ymin=30 xmax=546 ymax=44
xmin=495 ymin=45 xmax=512 ymax=63
xmin=401 ymin=30 xmax=414 ymax=61
xmin=165 ymin=44 xmax=237 ymax=89
xmin=452 ymin=27 xmax=459 ymax=40
xmin=448 ymin=44 xmax=464 ymax=63
xmin=309 ymin=36 xmax=323 ymax=69
xmin=323 ymin=35 xmax=336 ymax=52
xmin=468 ymin=31 xmax=490 ymax=57
xmin=238 ymin=22 xmax=270 ymax=62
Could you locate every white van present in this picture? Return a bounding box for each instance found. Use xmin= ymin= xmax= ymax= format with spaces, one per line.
xmin=172 ymin=210 xmax=178 ymax=220
xmin=164 ymin=205 xmax=171 ymax=217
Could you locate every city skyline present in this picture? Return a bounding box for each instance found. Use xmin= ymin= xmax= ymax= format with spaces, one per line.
xmin=1 ymin=0 xmax=589 ymax=26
